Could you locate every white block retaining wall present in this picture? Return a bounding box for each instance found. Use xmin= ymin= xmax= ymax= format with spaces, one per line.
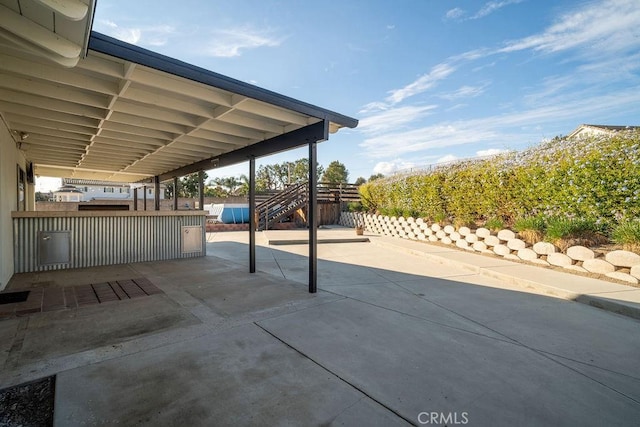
xmin=339 ymin=212 xmax=640 ymax=285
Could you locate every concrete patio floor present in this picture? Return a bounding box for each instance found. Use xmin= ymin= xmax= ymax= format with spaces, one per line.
xmin=1 ymin=228 xmax=639 ymax=426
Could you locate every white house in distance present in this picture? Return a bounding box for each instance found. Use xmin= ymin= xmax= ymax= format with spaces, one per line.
xmin=53 ymin=179 xmax=165 ymax=202
xmin=53 ymin=183 xmax=84 ymax=202
xmin=567 ymin=124 xmax=640 ymax=139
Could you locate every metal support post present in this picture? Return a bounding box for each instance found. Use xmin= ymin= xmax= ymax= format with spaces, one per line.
xmin=133 ymin=188 xmax=138 ymax=210
xmin=198 ymin=170 xmax=204 ymax=210
xmin=173 ymin=176 xmax=178 ymax=210
xmin=309 ymin=141 xmax=318 ymax=293
xmin=154 ymin=176 xmax=160 ymax=211
xmin=249 ymin=156 xmax=256 ymax=273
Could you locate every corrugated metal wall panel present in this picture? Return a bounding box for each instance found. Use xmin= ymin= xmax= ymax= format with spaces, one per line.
xmin=13 ymin=215 xmax=206 ymax=273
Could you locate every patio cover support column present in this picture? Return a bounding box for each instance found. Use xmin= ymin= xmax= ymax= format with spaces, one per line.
xmin=249 ymin=156 xmax=256 ymax=273
xmin=133 ymin=188 xmax=138 ymax=211
xmin=198 ymin=170 xmax=204 ymax=210
xmin=309 ymin=141 xmax=318 ymax=293
xmin=143 ymin=186 xmax=147 ymax=211
xmin=173 ymin=177 xmax=178 ymax=210
xmin=154 ymin=176 xmax=160 ymax=211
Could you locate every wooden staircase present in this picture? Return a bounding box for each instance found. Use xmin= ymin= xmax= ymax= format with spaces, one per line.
xmin=255 ymin=182 xmax=361 ymax=230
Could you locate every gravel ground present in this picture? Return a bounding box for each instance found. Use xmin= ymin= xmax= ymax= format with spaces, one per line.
xmin=0 ymin=376 xmax=54 ymax=427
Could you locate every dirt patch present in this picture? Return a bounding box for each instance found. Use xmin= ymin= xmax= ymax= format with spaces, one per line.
xmin=0 ymin=376 xmax=55 ymax=426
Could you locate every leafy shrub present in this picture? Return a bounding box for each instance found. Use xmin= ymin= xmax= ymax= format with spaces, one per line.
xmin=433 ymin=211 xmax=448 ymax=225
xmin=359 ymin=131 xmax=640 ymax=242
xmin=484 ymin=217 xmax=504 ymax=231
xmin=453 ymin=216 xmax=475 ymax=229
xmin=545 ymin=217 xmax=607 ymax=250
xmin=612 ymin=220 xmax=640 ymax=252
xmin=347 ymin=202 xmax=364 ymax=212
xmin=513 ymin=216 xmax=546 ymax=232
xmin=545 ymin=217 xmax=596 ymax=240
xmin=514 ymin=216 xmax=546 ymax=244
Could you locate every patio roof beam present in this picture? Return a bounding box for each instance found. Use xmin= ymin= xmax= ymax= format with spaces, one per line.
xmin=158 ymin=120 xmax=329 ymax=182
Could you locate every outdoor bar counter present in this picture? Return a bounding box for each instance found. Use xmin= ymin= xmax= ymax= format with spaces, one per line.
xmin=12 ymin=210 xmax=207 ymax=273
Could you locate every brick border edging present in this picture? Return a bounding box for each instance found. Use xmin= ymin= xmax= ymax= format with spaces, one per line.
xmin=340 ymin=212 xmax=640 ymax=285
xmin=0 ymin=278 xmax=163 ymax=319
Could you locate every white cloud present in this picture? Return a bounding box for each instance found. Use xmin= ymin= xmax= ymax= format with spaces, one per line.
xmin=358 ymin=0 xmax=640 ymax=163
xmin=522 ymin=75 xmax=573 ymax=106
xmin=447 ymin=1 xmax=523 ymax=22
xmin=358 ymin=105 xmax=438 ymax=135
xmin=440 ymin=0 xmax=640 ymax=74
xmin=385 ymin=63 xmax=456 ymax=105
xmin=347 ymin=43 xmax=369 ymax=53
xmin=387 ymin=24 xmax=396 ymax=30
xmin=472 ymin=61 xmax=496 ymax=72
xmin=359 ymin=88 xmax=640 ymax=159
xmin=445 ymin=8 xmax=466 ymax=20
xmin=439 ymin=84 xmax=488 ymax=101
xmin=498 ymin=0 xmax=640 ymax=57
xmin=476 ymin=148 xmax=509 ymax=157
xmin=359 ymin=101 xmax=390 ymax=114
xmin=206 ymin=26 xmax=283 ymax=57
xmin=446 ymin=103 xmax=467 ymax=112
xmin=471 ymin=0 xmax=524 ymax=20
xmin=95 ymin=20 xmax=174 ymax=46
xmin=373 ymin=159 xmax=416 ymax=175
xmin=575 ymin=51 xmax=640 ymax=81
xmin=437 ymin=154 xmax=458 ymax=163
xmin=360 ymin=124 xmax=500 ymax=158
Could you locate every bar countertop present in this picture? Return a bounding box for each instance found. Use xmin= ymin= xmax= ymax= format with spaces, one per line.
xmin=12 ymin=210 xmax=207 ymax=218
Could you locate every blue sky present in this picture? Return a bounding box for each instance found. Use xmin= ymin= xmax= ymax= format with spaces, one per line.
xmin=43 ymin=0 xmax=640 ymax=187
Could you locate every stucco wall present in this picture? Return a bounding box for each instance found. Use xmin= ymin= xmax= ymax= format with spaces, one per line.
xmin=0 ymin=119 xmax=27 ymax=289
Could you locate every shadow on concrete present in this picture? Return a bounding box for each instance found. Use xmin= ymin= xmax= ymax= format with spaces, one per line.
xmin=203 ymin=240 xmax=640 ymax=426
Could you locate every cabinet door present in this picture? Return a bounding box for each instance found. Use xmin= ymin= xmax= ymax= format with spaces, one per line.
xmin=38 ymin=231 xmax=71 ymax=265
xmin=181 ymin=226 xmax=203 ymax=254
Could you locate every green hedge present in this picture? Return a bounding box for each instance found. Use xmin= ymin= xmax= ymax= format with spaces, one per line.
xmin=359 ymin=131 xmax=640 ymax=227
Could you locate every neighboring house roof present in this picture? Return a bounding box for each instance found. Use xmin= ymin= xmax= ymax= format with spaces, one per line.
xmin=567 ymin=124 xmax=640 ymax=139
xmin=63 ymin=178 xmax=130 ymax=187
xmin=54 ymin=184 xmax=83 ymax=194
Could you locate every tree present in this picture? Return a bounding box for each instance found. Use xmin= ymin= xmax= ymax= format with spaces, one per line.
xmin=255 ymin=158 xmax=325 ymax=191
xmin=368 ymin=173 xmax=384 ymax=182
xmin=288 ymin=158 xmax=324 ymax=185
xmin=35 ymin=191 xmax=50 ymax=201
xmin=165 ymin=182 xmax=175 ymax=199
xmin=181 ymin=172 xmax=208 ymax=197
xmin=204 ymin=186 xmax=226 ymax=197
xmin=322 ymin=161 xmax=349 ymax=184
xmin=236 ymin=174 xmax=250 ymax=196
xmin=354 ymin=177 xmax=366 ymax=186
xmin=256 ymin=164 xmax=278 ymax=191
xmin=166 ymin=172 xmax=209 ymax=198
xmin=212 ymin=176 xmax=241 ymax=194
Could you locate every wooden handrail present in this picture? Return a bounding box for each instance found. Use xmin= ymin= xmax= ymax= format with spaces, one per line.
xmin=254 ymin=181 xmax=361 ymax=230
